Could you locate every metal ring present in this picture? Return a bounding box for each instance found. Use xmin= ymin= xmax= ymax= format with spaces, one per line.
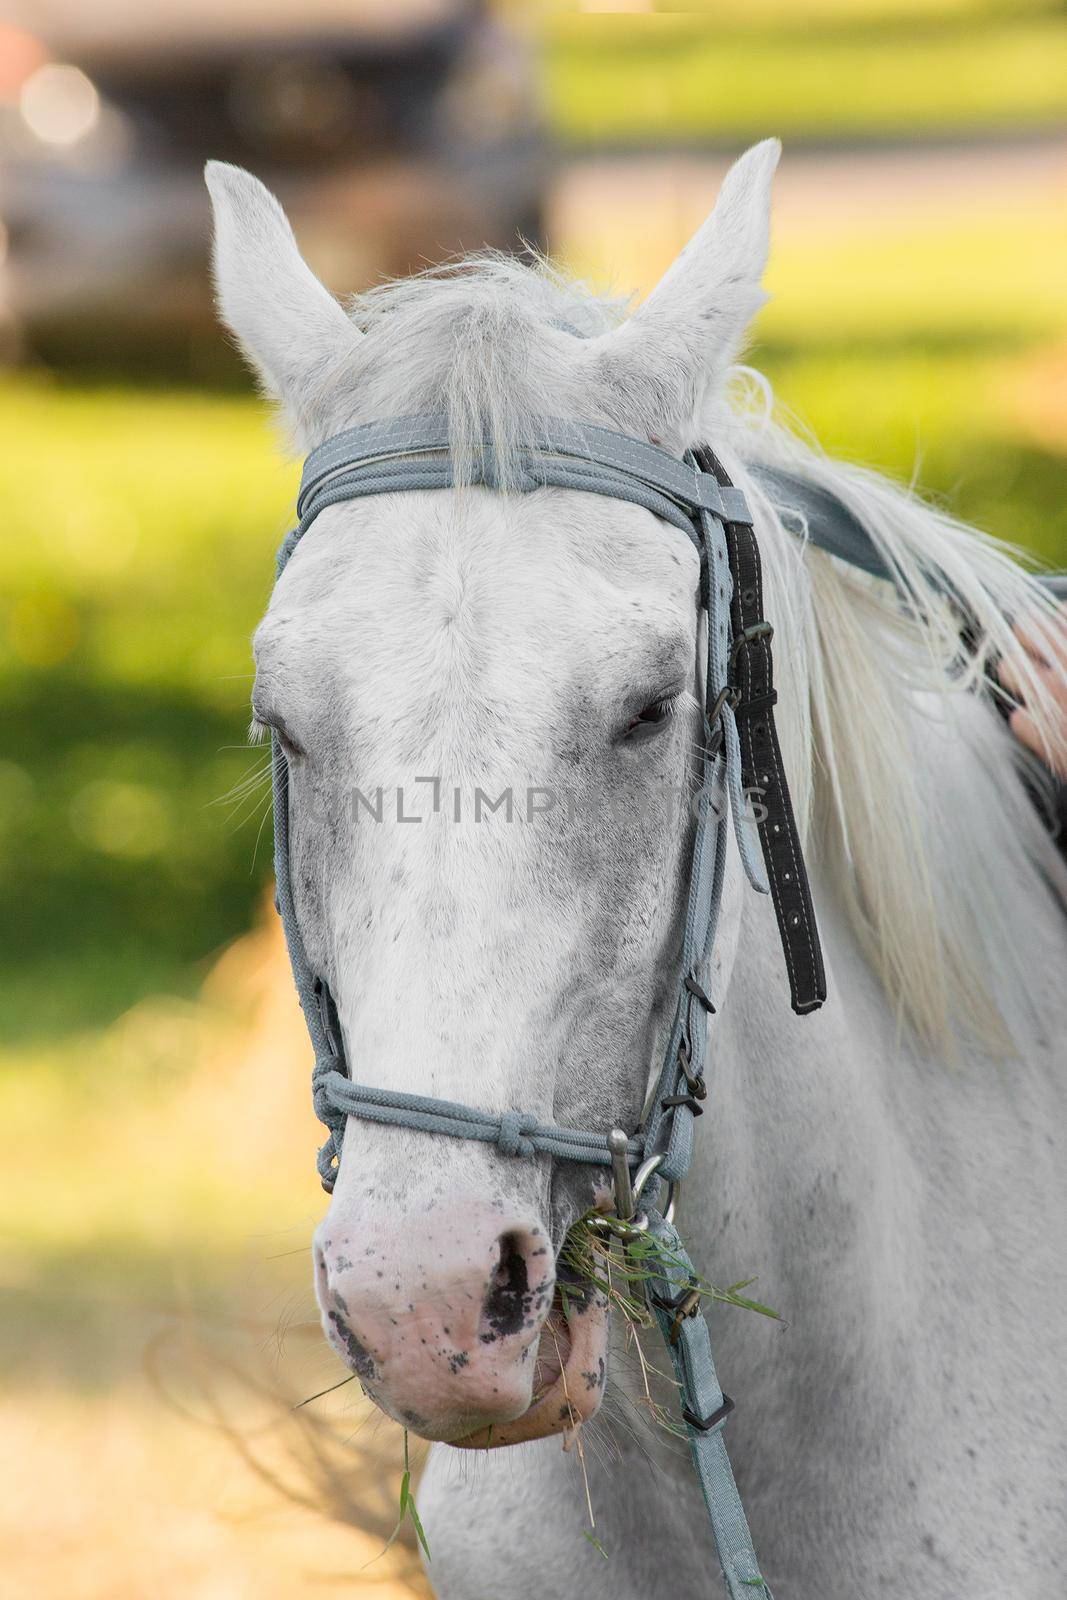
xmin=706 ymin=683 xmax=739 ymax=726
xmin=632 ymin=1155 xmax=678 ymax=1225
xmin=585 ymin=1211 xmax=650 ymax=1241
xmin=584 ymin=1156 xmax=678 ymax=1240
xmin=632 ymin=1154 xmax=664 ymax=1199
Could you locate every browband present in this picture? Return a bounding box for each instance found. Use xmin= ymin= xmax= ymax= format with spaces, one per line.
xmin=297 ymin=414 xmax=754 ymax=532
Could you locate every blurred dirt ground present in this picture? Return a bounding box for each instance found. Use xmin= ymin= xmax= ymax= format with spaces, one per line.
xmin=2 ymin=1389 xmax=422 ymax=1600
xmin=0 ymin=906 xmax=429 ymax=1599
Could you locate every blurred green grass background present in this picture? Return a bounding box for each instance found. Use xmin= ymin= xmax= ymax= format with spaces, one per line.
xmin=4 ymin=150 xmax=1065 ymax=1040
xmin=545 ymin=6 xmax=1067 ymax=145
xmin=0 ymin=383 xmax=293 ymax=1039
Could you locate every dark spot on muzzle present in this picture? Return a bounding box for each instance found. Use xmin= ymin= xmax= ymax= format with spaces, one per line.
xmin=582 ymin=1356 xmax=606 ymax=1391
xmin=328 ymin=1309 xmax=379 ymax=1382
xmin=479 ymin=1231 xmax=532 ymax=1340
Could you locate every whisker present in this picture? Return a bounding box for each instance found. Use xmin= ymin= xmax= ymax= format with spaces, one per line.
xmin=210 ymin=753 xmax=273 ymax=821
xmin=293 ymin=1374 xmax=357 ymax=1410
xmin=222 ymin=784 xmax=274 ymax=833
xmin=248 ymin=789 xmax=276 ymax=873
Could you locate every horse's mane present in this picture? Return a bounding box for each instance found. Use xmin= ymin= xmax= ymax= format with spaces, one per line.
xmin=726 ymin=386 xmax=1067 ymax=1057
xmin=339 ymin=253 xmax=1067 ymax=1057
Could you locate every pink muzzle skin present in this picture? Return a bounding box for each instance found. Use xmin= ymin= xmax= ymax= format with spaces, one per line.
xmin=314 ymin=1201 xmax=610 ymax=1445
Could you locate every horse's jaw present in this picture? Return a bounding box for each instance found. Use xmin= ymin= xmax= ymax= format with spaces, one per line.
xmin=451 ymin=1277 xmax=610 ymax=1449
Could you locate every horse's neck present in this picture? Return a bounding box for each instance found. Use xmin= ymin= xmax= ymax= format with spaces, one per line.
xmin=681 ymin=830 xmax=1067 ymax=1439
xmin=688 ymin=669 xmax=1067 ymax=1298
xmin=686 ymin=880 xmax=908 ymax=1357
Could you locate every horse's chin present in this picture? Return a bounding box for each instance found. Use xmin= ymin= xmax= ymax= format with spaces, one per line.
xmin=451 ymin=1279 xmax=610 ymax=1450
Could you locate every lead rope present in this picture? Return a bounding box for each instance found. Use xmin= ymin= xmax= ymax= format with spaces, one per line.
xmin=645 ymin=1210 xmax=773 ymax=1598
xmin=268 ymin=416 xmax=825 ymax=1595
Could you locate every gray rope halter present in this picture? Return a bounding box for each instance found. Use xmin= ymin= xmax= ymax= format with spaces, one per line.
xmin=271 ymin=414 xmax=769 ymax=1193
xmin=268 ymin=413 xmax=818 ymax=1599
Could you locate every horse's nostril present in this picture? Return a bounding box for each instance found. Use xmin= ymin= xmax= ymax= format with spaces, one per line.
xmin=480 ymin=1229 xmax=540 ymax=1342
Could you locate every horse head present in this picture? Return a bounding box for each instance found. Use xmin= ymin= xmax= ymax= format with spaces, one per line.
xmin=206 ymin=146 xmax=776 ymax=1444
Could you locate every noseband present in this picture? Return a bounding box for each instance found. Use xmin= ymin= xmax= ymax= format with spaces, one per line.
xmin=270 ymin=414 xmax=826 ymax=1598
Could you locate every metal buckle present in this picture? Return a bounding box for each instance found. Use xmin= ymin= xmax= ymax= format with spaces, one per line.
xmin=682 ymin=1394 xmax=735 ymax=1433
xmin=677 ymin=1036 xmax=707 ymax=1100
xmin=660 ymin=1093 xmax=703 ymax=1117
xmin=730 ymin=621 xmax=774 ymax=665
xmin=705 ymin=684 xmax=740 ymax=759
xmin=587 ymin=1145 xmax=677 ymax=1239
xmin=684 ymin=973 xmax=715 ymax=1013
xmin=651 ymin=1278 xmax=704 ymax=1345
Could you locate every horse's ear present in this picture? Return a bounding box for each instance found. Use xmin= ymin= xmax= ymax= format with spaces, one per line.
xmin=205 ymin=161 xmax=361 ymax=445
xmin=580 ymin=139 xmax=780 ymax=446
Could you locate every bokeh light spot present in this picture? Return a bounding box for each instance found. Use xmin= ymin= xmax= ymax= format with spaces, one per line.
xmin=69 ymin=780 xmax=172 ymax=860
xmin=20 ymin=64 xmax=99 ymax=149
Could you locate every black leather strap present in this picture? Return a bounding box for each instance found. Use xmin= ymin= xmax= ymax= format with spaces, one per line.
xmin=696 ymin=446 xmax=827 ymax=1015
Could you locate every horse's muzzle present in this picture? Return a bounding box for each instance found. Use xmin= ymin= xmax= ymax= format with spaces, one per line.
xmin=314 ymin=1202 xmax=593 ymax=1442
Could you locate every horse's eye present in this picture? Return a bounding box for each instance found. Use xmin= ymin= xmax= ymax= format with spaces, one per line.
xmin=251 ymin=706 xmax=305 ymax=761
xmin=624 ymin=695 xmax=678 ymax=743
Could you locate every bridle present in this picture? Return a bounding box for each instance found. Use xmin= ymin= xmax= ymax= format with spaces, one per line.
xmin=262 ymin=413 xmax=1067 ymax=1597
xmin=269 ymin=414 xmax=826 ymax=1599
xmin=274 ymin=417 xmax=826 ymax=1183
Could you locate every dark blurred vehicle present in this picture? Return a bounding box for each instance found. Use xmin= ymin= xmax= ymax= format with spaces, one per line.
xmin=0 ymin=1 xmax=548 ymax=376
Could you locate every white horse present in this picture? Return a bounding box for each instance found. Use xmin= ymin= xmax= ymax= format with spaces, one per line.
xmin=207 ymin=142 xmax=1067 ymax=1598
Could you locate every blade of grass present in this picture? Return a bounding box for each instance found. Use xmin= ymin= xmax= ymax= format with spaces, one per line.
xmin=374 ymin=1431 xmax=431 ymax=1564
xmin=583 ymin=1530 xmax=610 ymax=1560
